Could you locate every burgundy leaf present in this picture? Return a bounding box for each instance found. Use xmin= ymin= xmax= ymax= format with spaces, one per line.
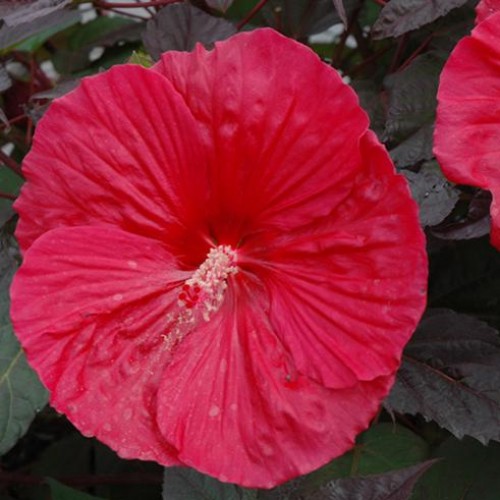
xmin=143 ymin=3 xmax=236 ymax=59
xmin=0 ymin=5 xmax=79 ymax=50
xmin=332 ymin=0 xmax=347 ymax=25
xmin=309 ymin=461 xmax=437 ymax=500
xmin=205 ymin=0 xmax=235 ymax=13
xmin=385 ymin=308 xmax=500 ymax=444
xmin=372 ymin=0 xmax=469 ymax=39
xmin=402 ymin=162 xmax=459 ymax=227
xmin=390 ymin=124 xmax=434 ymax=168
xmin=431 ymin=191 xmax=491 ymax=241
xmin=0 ymin=0 xmax=70 ymax=27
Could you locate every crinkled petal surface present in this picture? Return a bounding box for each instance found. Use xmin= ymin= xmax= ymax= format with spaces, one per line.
xmin=435 ymin=13 xmax=500 ymax=248
xmin=10 ymin=226 xmax=188 ymax=464
xmin=155 ymin=30 xmax=427 ymax=389
xmin=154 ymin=29 xmax=369 ymax=241
xmin=245 ymin=132 xmax=427 ymax=388
xmin=15 ymin=64 xmax=210 ymax=264
xmin=12 ymin=28 xmax=428 ymax=488
xmin=11 ymin=226 xmax=395 ymax=488
xmin=156 ymin=275 xmax=396 ymax=488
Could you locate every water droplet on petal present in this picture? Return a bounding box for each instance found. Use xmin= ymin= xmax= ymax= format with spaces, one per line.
xmin=209 ymin=405 xmax=220 ymax=417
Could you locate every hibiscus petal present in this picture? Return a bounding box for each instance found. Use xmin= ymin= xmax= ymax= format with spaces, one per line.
xmin=10 ymin=226 xmax=190 ymax=464
xmin=241 ymin=132 xmax=427 ymax=388
xmin=476 ymin=0 xmax=500 ymax=23
xmin=435 ymin=12 xmax=500 ymax=248
xmin=15 ymin=64 xmax=209 ymax=262
xmin=154 ymin=28 xmax=370 ymax=244
xmin=155 ymin=274 xmax=395 ymax=488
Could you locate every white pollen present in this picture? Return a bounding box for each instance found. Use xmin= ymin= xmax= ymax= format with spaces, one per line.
xmin=162 ymin=245 xmax=237 ymax=351
xmin=184 ymin=245 xmax=237 ymax=323
xmin=127 ymin=260 xmax=138 ymax=269
xmin=113 ymin=293 xmax=123 ymax=301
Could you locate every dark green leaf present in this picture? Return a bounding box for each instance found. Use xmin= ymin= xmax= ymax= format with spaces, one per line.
xmin=30 ymin=434 xmax=162 ymax=500
xmin=413 ymin=438 xmax=500 ymax=500
xmin=0 ymin=233 xmax=48 ymax=455
xmin=385 ymin=309 xmax=500 ymax=444
xmin=162 ymin=467 xmax=257 ymax=500
xmin=0 ymin=162 xmax=24 ymax=196
xmin=304 ymin=423 xmax=429 ymax=490
xmin=68 ymin=17 xmax=143 ymax=51
xmin=0 ymin=202 xmax=13 ymax=229
xmin=372 ymin=0 xmax=469 ymax=39
xmin=13 ymin=14 xmax=78 ymax=52
xmin=46 ymin=478 xmax=106 ymax=500
xmin=402 ymin=162 xmax=459 ymax=227
xmin=143 ymin=3 xmax=236 ymax=60
xmin=383 ymin=52 xmax=444 ymax=143
xmin=309 ymin=460 xmax=437 ymax=500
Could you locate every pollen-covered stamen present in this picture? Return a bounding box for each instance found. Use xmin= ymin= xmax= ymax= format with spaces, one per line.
xmin=180 ymin=245 xmax=238 ymax=321
xmin=163 ymin=245 xmax=238 ymax=352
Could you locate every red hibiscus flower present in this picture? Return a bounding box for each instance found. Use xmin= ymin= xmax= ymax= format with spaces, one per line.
xmin=10 ymin=29 xmax=427 ymax=487
xmin=476 ymin=0 xmax=500 ymax=23
xmin=435 ymin=13 xmax=500 ymax=250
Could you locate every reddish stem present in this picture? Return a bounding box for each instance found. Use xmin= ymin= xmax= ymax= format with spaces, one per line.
xmin=237 ymin=0 xmax=270 ymax=30
xmin=0 ymin=191 xmax=16 ymax=201
xmin=397 ymin=33 xmax=433 ymax=72
xmin=139 ymin=0 xmax=157 ymax=15
xmin=372 ymin=0 xmax=386 ymax=5
xmin=0 ymin=149 xmax=24 ymax=178
xmin=388 ymin=33 xmax=408 ymax=73
xmin=0 ymin=114 xmax=27 ymax=130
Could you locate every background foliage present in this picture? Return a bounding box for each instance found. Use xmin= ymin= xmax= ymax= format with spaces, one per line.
xmin=0 ymin=0 xmax=499 ymax=498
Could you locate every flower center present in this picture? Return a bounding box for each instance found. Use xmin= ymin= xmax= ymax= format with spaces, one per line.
xmin=178 ymin=245 xmax=238 ymax=320
xmin=163 ymin=245 xmax=237 ymax=351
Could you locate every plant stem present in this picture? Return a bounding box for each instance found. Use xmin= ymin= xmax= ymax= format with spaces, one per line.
xmin=0 ymin=191 xmax=16 ymax=201
xmin=397 ymin=33 xmax=433 ymax=72
xmin=237 ymin=0 xmax=269 ymax=30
